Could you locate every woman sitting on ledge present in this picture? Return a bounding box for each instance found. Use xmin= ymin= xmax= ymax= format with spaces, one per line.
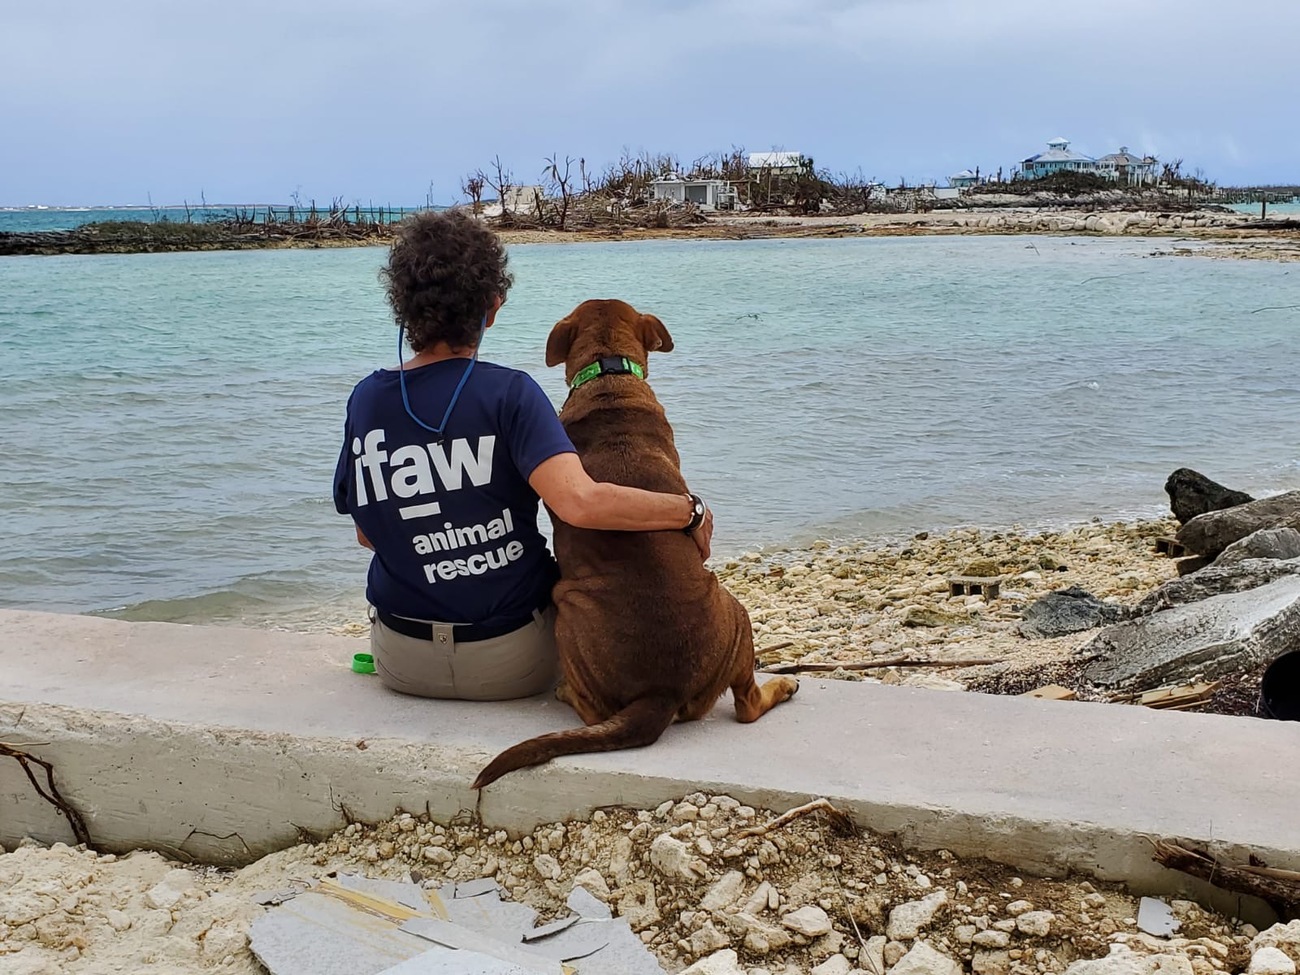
xmin=334 ymin=211 xmax=712 ymax=701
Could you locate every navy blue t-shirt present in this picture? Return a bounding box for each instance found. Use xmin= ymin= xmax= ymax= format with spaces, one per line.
xmin=333 ymin=359 xmax=576 ymax=627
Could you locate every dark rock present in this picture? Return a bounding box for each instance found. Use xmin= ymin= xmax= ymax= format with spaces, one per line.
xmin=1164 ymin=468 xmax=1253 ymax=525
xmin=1082 ymin=575 xmax=1300 ymax=688
xmin=1176 ymin=490 xmax=1300 ymax=558
xmin=1019 ymin=586 xmax=1125 ymax=638
xmin=1215 ymin=528 xmax=1300 ymax=566
xmin=1174 ymin=555 xmax=1213 ymax=577
xmin=1135 ymin=557 xmax=1300 ymax=614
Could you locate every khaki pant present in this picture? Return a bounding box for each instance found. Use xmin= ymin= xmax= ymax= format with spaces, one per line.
xmin=370 ymin=606 xmax=558 ymax=701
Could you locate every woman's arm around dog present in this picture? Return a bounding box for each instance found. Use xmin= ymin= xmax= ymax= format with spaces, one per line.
xmin=529 ymin=453 xmax=713 ymax=561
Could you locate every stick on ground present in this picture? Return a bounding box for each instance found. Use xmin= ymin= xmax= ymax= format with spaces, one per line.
xmin=761 ymin=657 xmax=1000 ymax=675
xmin=1151 ymin=839 xmax=1300 ymax=919
xmin=739 ymin=798 xmax=858 ymax=838
xmin=0 ymin=743 xmax=94 ymax=848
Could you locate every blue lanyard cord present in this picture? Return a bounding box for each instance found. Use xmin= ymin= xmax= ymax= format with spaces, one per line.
xmin=397 ymin=316 xmax=486 ymax=439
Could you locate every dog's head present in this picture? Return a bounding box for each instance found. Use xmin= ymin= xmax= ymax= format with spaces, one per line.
xmin=546 ymin=299 xmax=673 ymax=384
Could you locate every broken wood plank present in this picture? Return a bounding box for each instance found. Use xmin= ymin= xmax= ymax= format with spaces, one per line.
xmin=1020 ymin=684 xmax=1078 ymax=701
xmin=1138 ymin=681 xmax=1218 ymax=710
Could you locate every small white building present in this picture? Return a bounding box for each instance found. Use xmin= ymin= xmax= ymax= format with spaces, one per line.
xmin=501 ymin=185 xmax=546 ymax=214
xmin=649 ymin=175 xmax=737 ymax=210
xmin=746 ymin=151 xmax=811 ymax=177
xmin=949 ymin=169 xmax=980 ymax=188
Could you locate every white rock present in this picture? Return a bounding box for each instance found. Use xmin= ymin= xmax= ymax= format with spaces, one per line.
xmin=1253 ymin=922 xmax=1300 ymax=965
xmin=650 ymin=833 xmax=704 ymax=881
xmin=144 ymin=882 xmax=184 ymax=911
xmin=1005 ymin=899 xmax=1033 ymax=916
xmin=609 ymin=835 xmax=634 ymax=880
xmin=884 ymin=941 xmax=909 ymax=967
xmin=973 ymin=950 xmax=1012 ymax=975
xmin=533 ymin=853 xmax=561 ymax=881
xmin=729 ymin=913 xmax=791 ymax=955
xmin=616 ymin=881 xmax=660 ymax=931
xmin=201 ymin=922 xmax=247 ymax=959
xmin=974 ymin=930 xmax=1011 ymax=949
xmin=782 ymin=905 xmax=833 ymax=937
xmin=690 ymin=922 xmax=732 ymax=958
xmin=886 ymin=891 xmax=949 ymax=939
xmin=702 ymin=871 xmax=747 ymax=912
xmin=1249 ymin=947 xmax=1297 ymax=975
xmin=862 ymin=935 xmax=887 ymax=974
xmin=681 ymin=948 xmax=747 ymax=975
xmin=811 ymin=955 xmax=854 ymax=975
xmin=889 ymin=941 xmax=963 ymax=975
xmin=571 ymin=867 xmax=610 ymax=901
xmin=742 ymin=881 xmax=777 ymax=916
xmin=1016 ymin=910 xmax=1054 ymax=937
xmin=1064 ymin=945 xmax=1195 ymax=975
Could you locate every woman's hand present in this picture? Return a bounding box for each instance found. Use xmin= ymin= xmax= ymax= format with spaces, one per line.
xmin=690 ymin=504 xmax=713 ymax=562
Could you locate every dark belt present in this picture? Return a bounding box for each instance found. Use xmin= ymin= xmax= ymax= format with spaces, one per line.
xmin=375 ymin=602 xmax=547 ymax=644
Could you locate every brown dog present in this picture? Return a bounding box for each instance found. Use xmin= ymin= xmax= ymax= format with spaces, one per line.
xmin=472 ymin=299 xmax=798 ymax=789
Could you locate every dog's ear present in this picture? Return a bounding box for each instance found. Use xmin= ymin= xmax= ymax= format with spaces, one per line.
xmin=638 ymin=313 xmax=674 ymax=354
xmin=546 ymin=315 xmax=578 ymax=367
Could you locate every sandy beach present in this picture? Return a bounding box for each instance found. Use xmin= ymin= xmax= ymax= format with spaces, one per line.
xmin=490 ymin=208 xmax=1300 ymax=262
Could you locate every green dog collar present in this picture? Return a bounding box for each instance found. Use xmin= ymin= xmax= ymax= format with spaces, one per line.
xmin=570 ymin=356 xmax=645 ymax=390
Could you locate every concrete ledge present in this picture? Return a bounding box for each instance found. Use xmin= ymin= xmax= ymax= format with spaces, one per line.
xmin=2 ymin=609 xmax=1297 ymax=899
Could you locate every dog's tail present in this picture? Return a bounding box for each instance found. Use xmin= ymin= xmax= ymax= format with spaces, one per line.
xmin=472 ymin=695 xmax=678 ymax=790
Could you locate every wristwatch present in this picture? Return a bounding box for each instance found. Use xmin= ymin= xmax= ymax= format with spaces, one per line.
xmin=683 ymin=493 xmax=707 ymax=534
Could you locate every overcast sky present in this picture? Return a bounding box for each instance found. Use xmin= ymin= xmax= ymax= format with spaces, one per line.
xmin=4 ymin=0 xmax=1298 ymax=207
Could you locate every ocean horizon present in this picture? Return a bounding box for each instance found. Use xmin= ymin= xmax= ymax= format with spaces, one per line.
xmin=2 ymin=234 xmax=1298 ymax=631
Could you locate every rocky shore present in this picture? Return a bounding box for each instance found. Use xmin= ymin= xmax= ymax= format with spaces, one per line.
xmin=4 ymin=793 xmax=1298 ymax=975
xmin=5 ymin=207 xmax=1298 ymax=256
xmin=7 ymin=482 xmax=1299 ymax=974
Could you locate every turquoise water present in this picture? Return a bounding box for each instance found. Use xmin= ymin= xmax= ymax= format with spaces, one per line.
xmin=0 ymin=206 xmax=421 ymax=233
xmin=2 ymin=236 xmax=1298 ymax=629
xmin=1227 ymin=201 xmax=1300 ymax=216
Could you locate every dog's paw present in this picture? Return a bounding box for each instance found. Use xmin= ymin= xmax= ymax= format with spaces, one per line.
xmin=773 ymin=675 xmax=799 ymax=701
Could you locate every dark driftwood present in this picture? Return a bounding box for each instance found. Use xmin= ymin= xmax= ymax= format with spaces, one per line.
xmin=0 ymin=743 xmax=93 ymax=848
xmin=761 ymin=657 xmax=1000 ymax=675
xmin=1152 ymin=839 xmax=1300 ymax=919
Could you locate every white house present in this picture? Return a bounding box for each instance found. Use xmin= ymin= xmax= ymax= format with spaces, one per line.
xmin=949 ymin=169 xmax=980 ymax=189
xmin=1095 ymin=147 xmax=1158 ymax=185
xmin=746 ymin=151 xmax=811 ymax=177
xmin=649 ymin=175 xmax=737 ymax=211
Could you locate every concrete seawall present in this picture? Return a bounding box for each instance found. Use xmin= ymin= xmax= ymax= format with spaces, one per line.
xmin=2 ymin=609 xmax=1296 ymax=903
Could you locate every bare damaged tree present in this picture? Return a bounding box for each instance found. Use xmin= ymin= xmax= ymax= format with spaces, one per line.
xmin=461 ymin=173 xmax=486 ymax=215
xmin=483 ymin=156 xmax=515 ymax=226
xmin=545 ymin=154 xmax=575 ymax=230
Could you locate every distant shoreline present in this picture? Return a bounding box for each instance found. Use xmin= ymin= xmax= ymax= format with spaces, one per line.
xmin=2 ymin=208 xmax=1297 ymax=258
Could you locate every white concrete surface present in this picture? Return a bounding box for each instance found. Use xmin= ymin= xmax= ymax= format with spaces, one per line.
xmin=2 ymin=609 xmax=1297 ymax=904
